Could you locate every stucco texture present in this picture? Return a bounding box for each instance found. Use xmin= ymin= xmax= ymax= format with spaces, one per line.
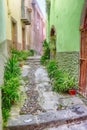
xmin=56 ymin=52 xmax=79 ymax=83
xmin=50 ymin=0 xmax=84 ymax=52
xmin=47 ymin=0 xmax=85 ymax=85
xmin=4 ymin=0 xmax=22 ymax=43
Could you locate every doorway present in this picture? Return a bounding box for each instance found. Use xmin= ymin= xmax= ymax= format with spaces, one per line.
xmin=22 ymin=27 xmax=25 ymax=50
xmin=11 ymin=19 xmax=17 ymax=49
xmin=50 ymin=25 xmax=56 ymax=59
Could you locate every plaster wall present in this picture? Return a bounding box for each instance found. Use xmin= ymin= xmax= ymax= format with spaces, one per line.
xmin=50 ymin=0 xmax=84 ymax=52
xmin=0 ymin=0 xmax=7 ymax=129
xmin=5 ymin=0 xmax=22 ymax=44
xmin=47 ymin=0 xmax=85 ymax=83
xmin=30 ymin=0 xmax=45 ymax=55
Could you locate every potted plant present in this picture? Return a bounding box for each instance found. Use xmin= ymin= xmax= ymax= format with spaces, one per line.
xmin=67 ymin=77 xmax=77 ymax=95
xmin=19 ymin=59 xmax=24 ymax=67
xmin=68 ymin=88 xmax=76 ymax=95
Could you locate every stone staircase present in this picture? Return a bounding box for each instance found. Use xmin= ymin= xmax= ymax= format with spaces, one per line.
xmin=25 ymin=56 xmax=41 ymax=66
xmin=4 ymin=104 xmax=87 ymax=130
xmin=4 ymin=56 xmax=87 ymax=130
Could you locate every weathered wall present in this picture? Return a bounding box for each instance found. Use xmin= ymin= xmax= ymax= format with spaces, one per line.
xmin=5 ymin=0 xmax=22 ymax=44
xmin=30 ymin=0 xmax=45 ymax=55
xmin=4 ymin=0 xmax=32 ymax=50
xmin=48 ymin=0 xmax=84 ymax=82
xmin=50 ymin=0 xmax=84 ymax=52
xmin=56 ymin=52 xmax=79 ymax=82
xmin=0 ymin=0 xmax=7 ymax=129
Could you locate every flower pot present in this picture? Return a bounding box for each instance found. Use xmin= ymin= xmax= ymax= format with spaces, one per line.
xmin=68 ymin=89 xmax=76 ymax=95
xmin=19 ymin=61 xmax=24 ymax=67
xmin=19 ymin=63 xmax=23 ymax=67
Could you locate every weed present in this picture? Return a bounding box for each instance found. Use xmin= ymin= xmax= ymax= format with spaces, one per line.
xmin=40 ymin=39 xmax=50 ymax=65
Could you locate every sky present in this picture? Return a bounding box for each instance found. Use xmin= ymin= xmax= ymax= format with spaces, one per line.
xmin=37 ymin=0 xmax=46 ymax=18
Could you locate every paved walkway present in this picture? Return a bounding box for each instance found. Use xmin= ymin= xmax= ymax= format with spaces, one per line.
xmin=5 ymin=56 xmax=87 ymax=130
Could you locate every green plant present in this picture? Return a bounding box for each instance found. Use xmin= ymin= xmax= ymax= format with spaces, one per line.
xmin=28 ymin=49 xmax=34 ymax=56
xmin=2 ymin=77 xmax=20 ymax=122
xmin=2 ymin=54 xmax=21 ymax=124
xmin=53 ymin=72 xmax=76 ymax=92
xmin=40 ymin=39 xmax=50 ymax=64
xmin=11 ymin=48 xmax=34 ymax=61
xmin=4 ymin=55 xmax=20 ymax=81
xmin=46 ymin=60 xmax=57 ymax=79
xmin=46 ymin=59 xmax=77 ymax=93
xmin=2 ymin=108 xmax=9 ymax=123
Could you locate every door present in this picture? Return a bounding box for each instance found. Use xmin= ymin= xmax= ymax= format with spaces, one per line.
xmin=50 ymin=26 xmax=56 ymax=59
xmin=79 ymin=18 xmax=87 ymax=97
xmin=11 ymin=21 xmax=17 ymax=49
xmin=22 ymin=27 xmax=25 ymax=50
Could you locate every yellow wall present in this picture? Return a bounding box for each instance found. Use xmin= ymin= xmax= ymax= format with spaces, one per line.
xmin=5 ymin=0 xmax=22 ymax=44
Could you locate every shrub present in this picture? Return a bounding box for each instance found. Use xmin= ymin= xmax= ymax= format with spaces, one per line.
xmin=46 ymin=60 xmax=76 ymax=93
xmin=40 ymin=39 xmax=50 ymax=65
xmin=4 ymin=55 xmax=20 ymax=81
xmin=2 ymin=108 xmax=9 ymax=123
xmin=2 ymin=55 xmax=21 ymax=123
xmin=46 ymin=60 xmax=57 ymax=79
xmin=2 ymin=77 xmax=20 ymax=106
xmin=2 ymin=78 xmax=20 ymax=122
xmin=28 ymin=49 xmax=34 ymax=56
xmin=11 ymin=48 xmax=34 ymax=61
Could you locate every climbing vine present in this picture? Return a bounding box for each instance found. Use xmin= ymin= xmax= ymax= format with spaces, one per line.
xmin=46 ymin=0 xmax=51 ymax=20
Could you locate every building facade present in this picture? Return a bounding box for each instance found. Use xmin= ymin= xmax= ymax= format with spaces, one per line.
xmin=0 ymin=0 xmax=31 ymax=128
xmin=4 ymin=0 xmax=31 ymax=51
xmin=47 ymin=0 xmax=87 ymax=97
xmin=30 ymin=0 xmax=46 ymax=55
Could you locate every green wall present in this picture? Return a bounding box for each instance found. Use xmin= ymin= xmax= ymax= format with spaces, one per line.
xmin=0 ymin=1 xmax=6 ymax=129
xmin=0 ymin=0 xmax=6 ymax=44
xmin=50 ymin=0 xmax=84 ymax=52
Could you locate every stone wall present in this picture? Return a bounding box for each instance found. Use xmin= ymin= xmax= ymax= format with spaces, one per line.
xmin=56 ymin=51 xmax=79 ymax=84
xmin=0 ymin=41 xmax=8 ymax=130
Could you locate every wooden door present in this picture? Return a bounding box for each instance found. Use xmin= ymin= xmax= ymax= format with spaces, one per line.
xmin=12 ymin=21 xmax=17 ymax=49
xmin=22 ymin=28 xmax=25 ymax=50
xmin=79 ymin=28 xmax=87 ymax=97
xmin=50 ymin=26 xmax=56 ymax=59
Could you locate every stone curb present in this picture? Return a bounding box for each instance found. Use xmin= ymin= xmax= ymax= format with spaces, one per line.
xmin=5 ymin=104 xmax=87 ymax=130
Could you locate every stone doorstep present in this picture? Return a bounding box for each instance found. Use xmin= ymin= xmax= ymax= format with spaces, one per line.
xmin=5 ymin=104 xmax=87 ymax=130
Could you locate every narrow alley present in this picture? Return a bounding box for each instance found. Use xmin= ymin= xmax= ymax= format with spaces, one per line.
xmin=1 ymin=0 xmax=87 ymax=130
xmin=5 ymin=56 xmax=87 ymax=130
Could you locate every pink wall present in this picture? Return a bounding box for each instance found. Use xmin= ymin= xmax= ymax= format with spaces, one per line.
xmin=30 ymin=0 xmax=46 ymax=55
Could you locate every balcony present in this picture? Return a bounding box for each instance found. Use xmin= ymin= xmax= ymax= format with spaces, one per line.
xmin=21 ymin=6 xmax=31 ymax=25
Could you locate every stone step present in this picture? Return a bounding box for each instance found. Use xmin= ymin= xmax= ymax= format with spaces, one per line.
xmin=26 ymin=59 xmax=40 ymax=61
xmin=44 ymin=120 xmax=87 ymax=130
xmin=26 ymin=60 xmax=41 ymax=64
xmin=4 ymin=104 xmax=87 ymax=130
xmin=25 ymin=62 xmax=40 ymax=66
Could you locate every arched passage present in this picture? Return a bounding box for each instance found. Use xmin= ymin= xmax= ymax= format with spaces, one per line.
xmin=79 ymin=0 xmax=87 ymax=97
xmin=50 ymin=25 xmax=56 ymax=59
